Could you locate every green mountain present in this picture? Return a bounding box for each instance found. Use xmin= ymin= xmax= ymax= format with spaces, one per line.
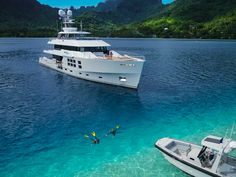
xmin=135 ymin=0 xmax=236 ymax=38
xmin=76 ymin=0 xmax=236 ymax=39
xmin=0 ymin=0 xmax=58 ymax=37
xmin=74 ymin=0 xmax=163 ymax=36
xmin=0 ymin=0 xmax=236 ymax=39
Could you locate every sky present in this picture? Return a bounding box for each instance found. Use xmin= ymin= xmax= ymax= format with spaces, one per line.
xmin=38 ymin=0 xmax=174 ymax=8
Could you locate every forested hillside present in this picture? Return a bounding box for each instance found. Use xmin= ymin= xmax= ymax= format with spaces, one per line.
xmin=0 ymin=0 xmax=58 ymax=37
xmin=0 ymin=0 xmax=236 ymax=39
xmin=76 ymin=0 xmax=236 ymax=39
xmin=133 ymin=0 xmax=236 ymax=38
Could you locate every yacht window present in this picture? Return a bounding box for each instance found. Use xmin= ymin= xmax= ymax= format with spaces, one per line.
xmin=68 ymin=34 xmax=76 ymax=38
xmin=78 ymin=61 xmax=81 ymax=64
xmin=60 ymin=34 xmax=66 ymax=39
xmin=53 ymin=47 xmax=109 ymax=56
xmin=99 ymin=76 xmax=103 ymax=79
xmin=54 ymin=45 xmax=61 ymax=50
xmin=55 ymin=45 xmax=81 ymax=51
xmin=67 ymin=59 xmax=77 ymax=67
xmin=119 ymin=76 xmax=126 ymax=80
xmin=83 ymin=47 xmax=108 ymax=53
xmin=78 ymin=65 xmax=82 ymax=69
xmin=52 ymin=55 xmax=62 ymax=61
xmin=86 ymin=74 xmax=89 ymax=76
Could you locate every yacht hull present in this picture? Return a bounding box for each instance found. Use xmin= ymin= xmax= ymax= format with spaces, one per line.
xmin=39 ymin=57 xmax=144 ymax=89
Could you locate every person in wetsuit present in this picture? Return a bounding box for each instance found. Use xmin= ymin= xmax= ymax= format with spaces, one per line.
xmin=107 ymin=125 xmax=120 ymax=136
xmin=84 ymin=132 xmax=100 ymax=144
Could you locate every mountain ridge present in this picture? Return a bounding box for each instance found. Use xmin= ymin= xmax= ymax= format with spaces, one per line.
xmin=0 ymin=0 xmax=235 ymax=39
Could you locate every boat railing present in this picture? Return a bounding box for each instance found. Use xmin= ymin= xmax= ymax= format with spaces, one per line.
xmin=96 ymin=50 xmax=145 ymax=61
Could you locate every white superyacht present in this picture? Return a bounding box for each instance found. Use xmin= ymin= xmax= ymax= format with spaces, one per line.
xmin=39 ymin=9 xmax=145 ymax=89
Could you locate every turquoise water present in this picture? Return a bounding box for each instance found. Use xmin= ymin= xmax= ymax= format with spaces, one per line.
xmin=0 ymin=38 xmax=236 ymax=177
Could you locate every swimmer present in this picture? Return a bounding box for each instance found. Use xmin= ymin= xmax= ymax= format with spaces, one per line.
xmin=84 ymin=132 xmax=100 ymax=144
xmin=106 ymin=125 xmax=120 ymax=136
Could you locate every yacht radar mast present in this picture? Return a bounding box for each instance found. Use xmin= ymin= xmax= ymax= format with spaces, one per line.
xmin=80 ymin=20 xmax=83 ymax=32
xmin=57 ymin=9 xmax=90 ymax=36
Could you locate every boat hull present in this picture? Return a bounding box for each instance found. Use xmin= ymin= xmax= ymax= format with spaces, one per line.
xmin=39 ymin=57 xmax=144 ymax=89
xmin=163 ymin=153 xmax=214 ymax=177
xmin=155 ymin=139 xmax=222 ymax=177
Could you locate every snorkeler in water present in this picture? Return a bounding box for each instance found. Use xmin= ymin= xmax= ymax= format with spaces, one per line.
xmin=84 ymin=132 xmax=100 ymax=144
xmin=106 ymin=125 xmax=120 ymax=136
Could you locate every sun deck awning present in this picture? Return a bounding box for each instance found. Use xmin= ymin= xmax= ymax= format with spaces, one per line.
xmin=48 ymin=39 xmax=110 ymax=47
xmin=58 ymin=31 xmax=91 ymax=35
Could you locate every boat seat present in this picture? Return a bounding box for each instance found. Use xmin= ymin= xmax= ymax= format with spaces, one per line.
xmin=174 ymin=149 xmax=181 ymax=155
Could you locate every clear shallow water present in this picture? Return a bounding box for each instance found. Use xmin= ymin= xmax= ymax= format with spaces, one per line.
xmin=0 ymin=38 xmax=236 ymax=177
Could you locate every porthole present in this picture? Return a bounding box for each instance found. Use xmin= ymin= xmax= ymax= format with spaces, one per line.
xmin=86 ymin=74 xmax=89 ymax=76
xmin=99 ymin=76 xmax=103 ymax=79
xmin=119 ymin=76 xmax=126 ymax=80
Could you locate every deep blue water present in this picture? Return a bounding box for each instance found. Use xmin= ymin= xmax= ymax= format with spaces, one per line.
xmin=0 ymin=38 xmax=236 ymax=177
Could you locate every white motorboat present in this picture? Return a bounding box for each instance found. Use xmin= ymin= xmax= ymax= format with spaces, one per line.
xmin=155 ymin=135 xmax=236 ymax=177
xmin=39 ymin=9 xmax=145 ymax=89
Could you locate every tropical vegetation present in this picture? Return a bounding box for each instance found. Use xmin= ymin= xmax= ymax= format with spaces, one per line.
xmin=0 ymin=0 xmax=235 ymax=39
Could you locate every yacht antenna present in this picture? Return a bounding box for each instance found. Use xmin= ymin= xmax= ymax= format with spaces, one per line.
xmin=224 ymin=128 xmax=229 ymax=139
xmin=230 ymin=122 xmax=235 ymax=139
xmin=80 ymin=20 xmax=83 ymax=31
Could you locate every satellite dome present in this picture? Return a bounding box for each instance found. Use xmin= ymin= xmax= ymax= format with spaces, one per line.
xmin=58 ymin=10 xmax=66 ymax=17
xmin=67 ymin=10 xmax=73 ymax=17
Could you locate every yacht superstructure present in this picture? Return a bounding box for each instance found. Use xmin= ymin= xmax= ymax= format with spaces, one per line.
xmin=39 ymin=9 xmax=145 ymax=89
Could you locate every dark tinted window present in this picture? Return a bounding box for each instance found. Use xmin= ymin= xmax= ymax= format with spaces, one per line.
xmin=52 ymin=55 xmax=63 ymax=61
xmin=205 ymin=137 xmax=223 ymax=144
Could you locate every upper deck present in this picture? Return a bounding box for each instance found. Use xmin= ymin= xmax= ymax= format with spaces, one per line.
xmin=54 ymin=9 xmax=110 ymax=48
xmin=48 ymin=39 xmax=110 ymax=48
